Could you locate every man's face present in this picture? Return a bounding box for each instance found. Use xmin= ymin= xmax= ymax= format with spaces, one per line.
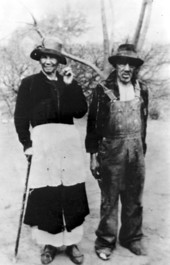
xmin=40 ymin=54 xmax=59 ymax=74
xmin=116 ymin=61 xmax=136 ymax=84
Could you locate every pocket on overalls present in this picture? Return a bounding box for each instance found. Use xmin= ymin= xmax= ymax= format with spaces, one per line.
xmin=98 ymin=138 xmax=111 ymax=160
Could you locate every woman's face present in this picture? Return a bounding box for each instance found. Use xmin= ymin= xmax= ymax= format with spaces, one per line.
xmin=40 ymin=54 xmax=59 ymax=75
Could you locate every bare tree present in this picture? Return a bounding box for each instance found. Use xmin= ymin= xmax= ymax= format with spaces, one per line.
xmin=140 ymin=44 xmax=170 ymax=92
xmin=0 ymin=35 xmax=38 ymax=115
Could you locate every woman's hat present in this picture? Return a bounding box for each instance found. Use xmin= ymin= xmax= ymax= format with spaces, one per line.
xmin=108 ymin=44 xmax=144 ymax=67
xmin=30 ymin=37 xmax=67 ymax=65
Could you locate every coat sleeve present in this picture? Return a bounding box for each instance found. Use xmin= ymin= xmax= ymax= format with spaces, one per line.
xmin=140 ymin=82 xmax=149 ymax=155
xmin=85 ymin=88 xmax=102 ymax=154
xmin=68 ymin=80 xmax=88 ymax=119
xmin=14 ymin=78 xmax=32 ymax=151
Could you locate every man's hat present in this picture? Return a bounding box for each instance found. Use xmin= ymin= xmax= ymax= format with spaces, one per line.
xmin=108 ymin=44 xmax=144 ymax=67
xmin=30 ymin=37 xmax=67 ymax=65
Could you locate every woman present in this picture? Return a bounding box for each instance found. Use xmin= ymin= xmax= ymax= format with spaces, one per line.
xmin=14 ymin=37 xmax=89 ymax=265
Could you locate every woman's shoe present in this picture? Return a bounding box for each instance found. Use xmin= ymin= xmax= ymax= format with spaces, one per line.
xmin=41 ymin=245 xmax=58 ymax=264
xmin=66 ymin=244 xmax=84 ymax=264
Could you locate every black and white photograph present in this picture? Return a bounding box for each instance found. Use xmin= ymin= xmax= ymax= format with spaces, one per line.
xmin=0 ymin=0 xmax=170 ymax=264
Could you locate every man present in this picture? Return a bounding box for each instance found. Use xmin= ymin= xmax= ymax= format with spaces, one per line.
xmin=14 ymin=37 xmax=89 ymax=265
xmin=85 ymin=44 xmax=148 ymax=260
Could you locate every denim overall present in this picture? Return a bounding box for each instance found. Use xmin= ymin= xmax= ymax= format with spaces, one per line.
xmin=95 ymin=85 xmax=145 ymax=250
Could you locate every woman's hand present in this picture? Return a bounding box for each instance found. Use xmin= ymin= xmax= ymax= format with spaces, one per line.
xmin=62 ymin=66 xmax=74 ymax=85
xmin=24 ymin=147 xmax=33 ymax=162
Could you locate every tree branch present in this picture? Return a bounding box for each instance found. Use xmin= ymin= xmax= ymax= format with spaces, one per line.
xmin=62 ymin=51 xmax=107 ymax=80
xmin=0 ymin=88 xmax=13 ymax=117
xmin=18 ymin=0 xmax=44 ymax=40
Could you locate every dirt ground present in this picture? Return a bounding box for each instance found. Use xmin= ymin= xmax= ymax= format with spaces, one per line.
xmin=0 ymin=116 xmax=170 ymax=265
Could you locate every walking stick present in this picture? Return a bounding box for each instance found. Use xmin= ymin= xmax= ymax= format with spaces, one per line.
xmin=14 ymin=156 xmax=32 ymax=261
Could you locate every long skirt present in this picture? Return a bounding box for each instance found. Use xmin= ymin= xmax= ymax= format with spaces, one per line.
xmin=24 ymin=123 xmax=89 ymax=247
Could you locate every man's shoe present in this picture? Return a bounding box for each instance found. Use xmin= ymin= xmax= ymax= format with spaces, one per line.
xmin=41 ymin=245 xmax=58 ymax=264
xmin=95 ymin=247 xmax=113 ymax=261
xmin=66 ymin=244 xmax=84 ymax=264
xmin=122 ymin=240 xmax=147 ymax=256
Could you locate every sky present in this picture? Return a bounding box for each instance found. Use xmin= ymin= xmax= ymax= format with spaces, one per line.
xmin=0 ymin=0 xmax=170 ymax=47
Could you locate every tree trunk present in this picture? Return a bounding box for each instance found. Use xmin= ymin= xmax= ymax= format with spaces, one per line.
xmin=137 ymin=0 xmax=153 ymax=50
xmin=109 ymin=0 xmax=115 ymax=54
xmin=132 ymin=0 xmax=148 ymax=49
xmin=101 ymin=0 xmax=110 ymax=75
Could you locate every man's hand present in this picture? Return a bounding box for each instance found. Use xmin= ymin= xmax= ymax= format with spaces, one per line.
xmin=62 ymin=66 xmax=74 ymax=85
xmin=90 ymin=153 xmax=101 ymax=180
xmin=24 ymin=147 xmax=33 ymax=162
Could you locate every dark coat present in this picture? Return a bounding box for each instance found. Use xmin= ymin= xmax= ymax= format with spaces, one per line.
xmin=85 ymin=71 xmax=149 ymax=154
xmin=14 ymin=71 xmax=87 ymax=151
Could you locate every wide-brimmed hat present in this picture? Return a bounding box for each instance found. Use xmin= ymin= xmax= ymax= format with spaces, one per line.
xmin=108 ymin=44 xmax=144 ymax=67
xmin=30 ymin=37 xmax=67 ymax=65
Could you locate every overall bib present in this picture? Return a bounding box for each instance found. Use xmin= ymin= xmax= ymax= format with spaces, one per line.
xmin=95 ymin=87 xmax=145 ymax=250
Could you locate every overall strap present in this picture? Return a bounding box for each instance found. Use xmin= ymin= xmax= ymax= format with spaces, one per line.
xmin=134 ymin=80 xmax=141 ymax=98
xmin=98 ymin=81 xmax=117 ymax=102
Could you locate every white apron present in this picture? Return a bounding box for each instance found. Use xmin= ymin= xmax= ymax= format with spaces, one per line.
xmin=29 ymin=123 xmax=86 ymax=188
